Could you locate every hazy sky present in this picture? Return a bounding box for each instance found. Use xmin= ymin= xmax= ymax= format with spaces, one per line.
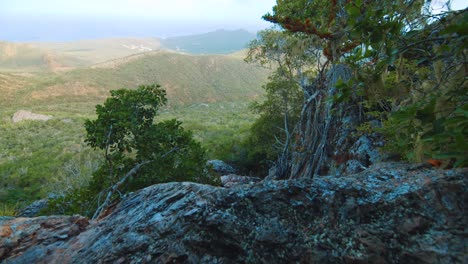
xmin=1 ymin=0 xmax=466 ymax=41
xmin=1 ymin=0 xmax=276 ymax=19
xmin=2 ymin=0 xmax=465 ymax=17
xmin=1 ymin=0 xmax=277 ymax=41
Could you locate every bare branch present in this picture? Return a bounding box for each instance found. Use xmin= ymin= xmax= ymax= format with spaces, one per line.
xmin=92 ymin=147 xmax=179 ymax=220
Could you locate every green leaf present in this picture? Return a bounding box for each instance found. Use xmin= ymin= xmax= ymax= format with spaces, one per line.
xmin=347 ymin=6 xmax=361 ymax=18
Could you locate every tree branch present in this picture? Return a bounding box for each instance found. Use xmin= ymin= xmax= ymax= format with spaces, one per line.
xmin=92 ymin=147 xmax=180 ymax=220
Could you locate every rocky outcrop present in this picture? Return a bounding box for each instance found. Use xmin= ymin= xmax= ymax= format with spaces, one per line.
xmin=1 ymin=163 xmax=466 ymax=263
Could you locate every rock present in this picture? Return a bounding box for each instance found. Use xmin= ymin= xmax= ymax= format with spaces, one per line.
xmin=0 ymin=163 xmax=466 ymax=263
xmin=61 ymin=118 xmax=73 ymax=123
xmin=332 ymin=133 xmax=384 ymax=176
xmin=0 ymin=215 xmax=90 ymax=262
xmin=16 ymin=199 xmax=48 ymax=217
xmin=16 ymin=194 xmax=62 ymax=218
xmin=12 ymin=110 xmax=52 ymax=123
xmin=265 ymin=165 xmax=279 ymax=180
xmin=207 ymin=159 xmax=236 ymax=174
xmin=220 ymin=174 xmax=261 ymax=188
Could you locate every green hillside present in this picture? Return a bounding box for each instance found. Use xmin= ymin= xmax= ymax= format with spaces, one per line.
xmin=3 ymin=51 xmax=269 ymax=110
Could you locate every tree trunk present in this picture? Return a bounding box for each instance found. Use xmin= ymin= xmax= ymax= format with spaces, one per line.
xmin=288 ymin=64 xmax=361 ymax=178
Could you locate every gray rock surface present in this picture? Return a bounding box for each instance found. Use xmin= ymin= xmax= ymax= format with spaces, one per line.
xmin=1 ymin=162 xmax=466 ymax=263
xmin=207 ymin=159 xmax=237 ymax=175
xmin=220 ymin=174 xmax=261 ymax=188
xmin=16 ymin=199 xmax=49 ymax=217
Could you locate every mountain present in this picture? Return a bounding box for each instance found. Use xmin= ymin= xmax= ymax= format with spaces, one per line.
xmin=161 ymin=29 xmax=256 ymax=54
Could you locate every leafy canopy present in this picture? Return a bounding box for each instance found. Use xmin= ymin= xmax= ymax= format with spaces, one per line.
xmin=85 ymin=84 xmax=167 ymax=153
xmin=264 ymin=0 xmax=425 ymax=63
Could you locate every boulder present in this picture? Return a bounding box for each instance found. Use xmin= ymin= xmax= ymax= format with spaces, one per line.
xmin=0 ymin=162 xmax=466 ymax=263
xmin=12 ymin=110 xmax=52 ymax=123
xmin=15 ymin=199 xmax=48 ymax=217
xmin=220 ymin=174 xmax=261 ymax=188
xmin=207 ymin=159 xmax=236 ymax=175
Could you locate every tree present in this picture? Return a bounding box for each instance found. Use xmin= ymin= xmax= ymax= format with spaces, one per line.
xmin=261 ymin=0 xmax=458 ymax=178
xmin=261 ymin=0 xmax=467 ymax=177
xmin=45 ymin=84 xmax=212 ymax=218
xmin=246 ymin=72 xmax=304 ymax=176
xmin=245 ymin=29 xmax=321 ymax=92
xmin=245 ymin=29 xmax=319 ymax=177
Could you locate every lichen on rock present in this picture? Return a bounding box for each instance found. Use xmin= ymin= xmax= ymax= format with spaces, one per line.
xmin=0 ymin=163 xmax=466 ymax=263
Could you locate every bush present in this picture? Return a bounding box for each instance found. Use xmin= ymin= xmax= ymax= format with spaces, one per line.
xmin=377 ymin=12 xmax=468 ymax=167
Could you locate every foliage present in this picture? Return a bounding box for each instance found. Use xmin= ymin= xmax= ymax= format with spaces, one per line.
xmin=381 ymin=95 xmax=468 ymax=166
xmin=0 ymin=202 xmax=18 ymax=216
xmin=44 ymin=85 xmax=213 ymax=217
xmin=245 ymin=72 xmax=304 ymax=175
xmin=0 ymin=100 xmax=255 ymax=211
xmin=0 ymin=50 xmax=269 ymax=207
xmin=0 ymin=51 xmax=268 ymax=211
xmin=263 ymin=0 xmax=467 ymax=168
xmin=243 ymin=29 xmax=319 ymax=176
xmin=245 ymin=29 xmax=319 ymax=75
xmin=362 ymin=9 xmax=467 ymax=166
xmin=264 ymin=0 xmax=424 ymax=62
xmin=0 ymin=117 xmax=101 ymax=205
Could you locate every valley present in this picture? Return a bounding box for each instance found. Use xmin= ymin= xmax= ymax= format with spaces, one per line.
xmin=0 ymin=30 xmax=269 ymax=210
xmin=2 ymin=2 xmax=466 ymax=262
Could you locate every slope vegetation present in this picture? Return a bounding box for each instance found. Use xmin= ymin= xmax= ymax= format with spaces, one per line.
xmin=0 ymin=50 xmax=269 ymax=207
xmin=4 ymin=51 xmax=269 ymax=109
